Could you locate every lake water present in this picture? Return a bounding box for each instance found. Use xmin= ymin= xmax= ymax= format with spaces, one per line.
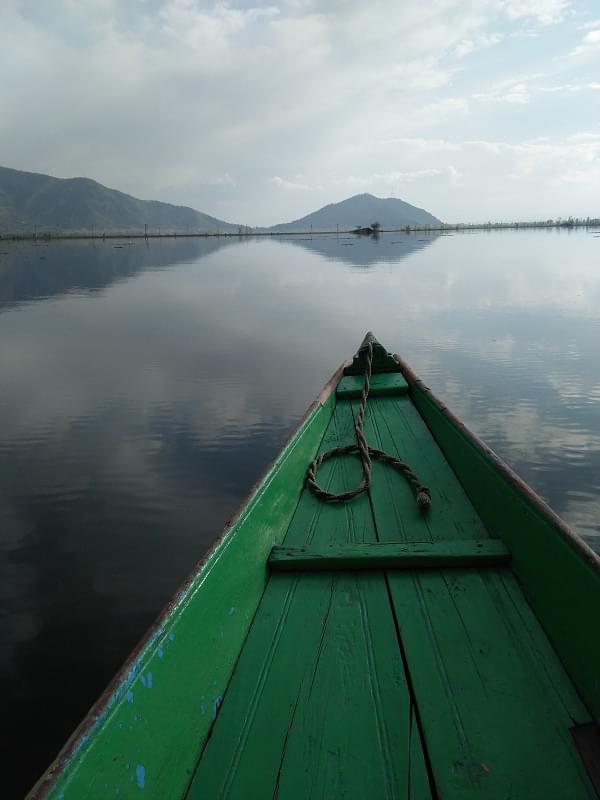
xmin=2 ymin=229 xmax=600 ymax=797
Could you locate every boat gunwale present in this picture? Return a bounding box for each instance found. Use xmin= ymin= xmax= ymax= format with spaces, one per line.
xmin=26 ymin=359 xmax=349 ymax=800
xmin=393 ymin=351 xmax=600 ymax=573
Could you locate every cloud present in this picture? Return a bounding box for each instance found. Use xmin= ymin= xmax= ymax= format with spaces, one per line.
xmin=473 ymin=82 xmax=531 ymax=104
xmin=501 ymin=0 xmax=571 ymax=25
xmin=538 ymin=81 xmax=600 ymax=92
xmin=335 ymin=166 xmax=462 ymax=189
xmin=569 ymin=29 xmax=600 ymax=56
xmin=453 ymin=32 xmax=503 ymax=58
xmin=1 ymin=0 xmax=599 ymax=224
xmin=269 ymin=176 xmax=311 ymax=191
xmin=204 ymin=173 xmax=237 ymax=188
xmin=578 ymin=18 xmax=600 ymax=29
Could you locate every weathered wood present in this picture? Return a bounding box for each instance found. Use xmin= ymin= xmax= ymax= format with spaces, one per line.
xmin=269 ymin=540 xmax=510 ymax=571
xmin=29 ymin=390 xmax=338 ymax=800
xmin=353 ymin=394 xmax=489 ymax=544
xmin=336 ymin=372 xmax=409 ymax=399
xmin=362 ymin=394 xmax=596 ymax=799
xmin=187 ymin=400 xmax=432 ymax=800
xmin=344 ymin=331 xmax=401 ymax=375
xmin=27 ymin=335 xmax=600 ymax=800
xmin=399 ymin=357 xmax=600 ymax=723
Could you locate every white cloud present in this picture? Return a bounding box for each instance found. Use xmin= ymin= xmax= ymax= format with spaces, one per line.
xmin=1 ymin=0 xmax=599 ymax=224
xmin=501 ymin=0 xmax=571 ymax=25
xmin=270 ymin=176 xmax=311 ymax=191
xmin=578 ymin=18 xmax=600 ymax=29
xmin=204 ymin=173 xmax=237 ymax=188
xmin=453 ymin=32 xmax=503 ymax=58
xmin=473 ymin=82 xmax=531 ymax=104
xmin=539 ymin=81 xmax=600 ymax=92
xmin=335 ymin=166 xmax=462 ymax=189
xmin=570 ymin=29 xmax=600 ymax=56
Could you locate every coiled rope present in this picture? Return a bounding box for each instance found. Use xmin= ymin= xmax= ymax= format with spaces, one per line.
xmin=306 ymin=341 xmax=432 ymax=512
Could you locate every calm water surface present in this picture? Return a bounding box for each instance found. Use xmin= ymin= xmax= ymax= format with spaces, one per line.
xmin=2 ymin=229 xmax=600 ymax=796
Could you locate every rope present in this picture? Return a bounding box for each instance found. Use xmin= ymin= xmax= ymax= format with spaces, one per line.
xmin=305 ymin=341 xmax=432 ymax=512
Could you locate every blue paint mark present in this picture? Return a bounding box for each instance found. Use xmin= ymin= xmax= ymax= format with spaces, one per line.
xmin=212 ymin=695 xmax=223 ymax=721
xmin=125 ymin=763 xmax=130 ymax=770
xmin=200 ymin=703 xmax=205 ymax=716
xmin=168 ymin=631 xmax=175 ymax=641
xmin=229 ymin=607 xmax=235 ymax=616
xmin=58 ymin=794 xmax=65 ymax=800
xmin=157 ymin=646 xmax=164 ymax=659
xmin=146 ymin=672 xmax=153 ymax=688
xmin=140 ymin=675 xmax=146 ymax=687
xmin=126 ymin=690 xmax=134 ymax=704
xmin=135 ymin=764 xmax=146 ymax=790
xmin=71 ymin=733 xmax=90 ymax=759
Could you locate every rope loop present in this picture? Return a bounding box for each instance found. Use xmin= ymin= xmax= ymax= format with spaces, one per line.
xmin=305 ymin=341 xmax=431 ymax=513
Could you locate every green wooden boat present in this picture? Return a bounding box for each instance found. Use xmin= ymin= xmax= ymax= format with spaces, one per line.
xmin=29 ymin=334 xmax=600 ymax=800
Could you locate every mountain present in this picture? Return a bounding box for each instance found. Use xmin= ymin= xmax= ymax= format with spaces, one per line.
xmin=0 ymin=166 xmax=240 ymax=234
xmin=269 ymin=193 xmax=441 ymax=232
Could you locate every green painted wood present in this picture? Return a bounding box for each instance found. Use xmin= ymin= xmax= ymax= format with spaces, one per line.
xmin=353 ymin=395 xmax=489 ymax=543
xmin=386 ymin=569 xmax=595 ymax=799
xmin=35 ymin=394 xmax=336 ymax=800
xmin=336 ymin=372 xmax=409 ymax=399
xmin=269 ymin=540 xmax=510 ymax=571
xmin=363 ymin=394 xmax=596 ymax=798
xmin=187 ymin=400 xmax=432 ymax=800
xmin=344 ymin=332 xmax=400 ymax=375
xmin=410 ymin=381 xmax=600 ymax=722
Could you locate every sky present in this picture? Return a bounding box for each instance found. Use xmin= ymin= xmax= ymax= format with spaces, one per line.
xmin=1 ymin=0 xmax=599 ymax=226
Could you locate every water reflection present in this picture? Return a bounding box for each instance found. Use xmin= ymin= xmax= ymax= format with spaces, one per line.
xmin=0 ymin=237 xmax=235 ymax=310
xmin=1 ymin=229 xmax=599 ymax=796
xmin=277 ymin=230 xmax=439 ymax=266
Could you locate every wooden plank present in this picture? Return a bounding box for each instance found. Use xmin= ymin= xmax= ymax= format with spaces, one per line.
xmin=363 ymin=394 xmax=596 ymax=798
xmin=187 ymin=400 xmax=432 ymax=800
xmin=336 ymin=372 xmax=409 ymax=399
xmin=33 ymin=394 xmax=337 ymax=800
xmin=407 ymin=375 xmax=600 ymax=722
xmin=386 ymin=569 xmax=596 ymax=799
xmin=355 ymin=395 xmax=489 ymax=543
xmin=268 ymin=572 xmax=428 ymax=800
xmin=270 ymin=540 xmax=510 ymax=571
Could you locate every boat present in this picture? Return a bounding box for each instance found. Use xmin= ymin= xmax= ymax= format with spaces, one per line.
xmin=28 ymin=333 xmax=600 ymax=799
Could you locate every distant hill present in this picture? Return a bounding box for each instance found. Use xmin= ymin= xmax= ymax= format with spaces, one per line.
xmin=269 ymin=193 xmax=441 ymax=232
xmin=0 ymin=166 xmax=240 ymax=234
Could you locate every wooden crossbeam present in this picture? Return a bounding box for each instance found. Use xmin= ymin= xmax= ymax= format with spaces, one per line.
xmin=269 ymin=540 xmax=510 ymax=571
xmin=336 ymin=372 xmax=409 ymax=399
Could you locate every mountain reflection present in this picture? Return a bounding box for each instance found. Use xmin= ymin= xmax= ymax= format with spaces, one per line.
xmin=277 ymin=230 xmax=439 ymax=267
xmin=2 ymin=228 xmax=600 ymax=797
xmin=0 ymin=232 xmax=440 ymax=314
xmin=0 ymin=236 xmax=237 ymax=311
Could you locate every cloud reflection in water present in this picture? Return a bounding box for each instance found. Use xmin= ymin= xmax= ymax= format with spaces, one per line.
xmin=1 ymin=228 xmax=599 ymax=796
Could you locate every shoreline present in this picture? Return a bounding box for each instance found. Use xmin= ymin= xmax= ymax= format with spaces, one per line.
xmin=1 ymin=221 xmax=599 ymax=242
